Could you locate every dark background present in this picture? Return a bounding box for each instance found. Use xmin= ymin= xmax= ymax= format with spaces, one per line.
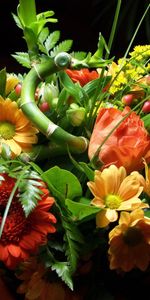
xmin=0 ymin=0 xmax=150 ymax=73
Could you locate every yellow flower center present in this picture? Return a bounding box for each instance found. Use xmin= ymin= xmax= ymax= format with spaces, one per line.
xmin=105 ymin=194 xmax=122 ymax=209
xmin=0 ymin=122 xmax=15 ymax=139
xmin=123 ymin=227 xmax=144 ymax=247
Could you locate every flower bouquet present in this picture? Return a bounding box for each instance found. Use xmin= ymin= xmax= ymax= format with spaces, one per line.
xmin=0 ymin=0 xmax=150 ymax=299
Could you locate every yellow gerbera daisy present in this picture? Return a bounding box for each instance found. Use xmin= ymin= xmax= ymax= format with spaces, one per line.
xmin=0 ymin=98 xmax=38 ymax=157
xmin=87 ymin=165 xmax=148 ymax=228
xmin=108 ymin=209 xmax=150 ymax=272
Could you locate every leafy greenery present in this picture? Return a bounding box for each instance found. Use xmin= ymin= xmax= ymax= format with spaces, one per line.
xmin=0 ymin=156 xmax=44 ymax=220
xmin=65 ymin=198 xmax=100 ymax=221
xmin=62 ymin=218 xmax=84 ymax=274
xmin=18 ymin=169 xmax=43 ymax=217
xmin=0 ymin=68 xmax=7 ymax=97
xmin=42 ymin=166 xmax=82 ymax=200
xmin=12 ymin=52 xmax=31 ymax=68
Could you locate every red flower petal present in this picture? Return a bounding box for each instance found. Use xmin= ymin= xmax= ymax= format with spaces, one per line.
xmin=8 ymin=244 xmax=21 ymax=258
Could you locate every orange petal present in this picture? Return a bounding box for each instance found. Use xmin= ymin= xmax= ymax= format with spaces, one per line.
xmin=96 ymin=210 xmax=110 ymax=228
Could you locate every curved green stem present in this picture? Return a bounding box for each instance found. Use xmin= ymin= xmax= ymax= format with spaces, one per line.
xmin=20 ymin=53 xmax=88 ymax=154
xmin=20 ymin=143 xmax=71 ymax=162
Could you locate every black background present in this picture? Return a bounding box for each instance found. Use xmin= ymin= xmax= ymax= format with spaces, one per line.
xmin=0 ymin=0 xmax=149 ymax=73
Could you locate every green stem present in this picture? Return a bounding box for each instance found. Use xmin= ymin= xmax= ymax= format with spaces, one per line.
xmin=20 ymin=143 xmax=69 ymax=162
xmin=105 ymin=0 xmax=122 ymax=59
xmin=20 ymin=53 xmax=88 ymax=154
xmin=123 ymin=4 xmax=150 ymax=58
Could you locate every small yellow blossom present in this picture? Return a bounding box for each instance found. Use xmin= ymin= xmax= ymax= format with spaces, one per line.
xmin=108 ymin=45 xmax=150 ymax=94
xmin=129 ymin=45 xmax=150 ymax=61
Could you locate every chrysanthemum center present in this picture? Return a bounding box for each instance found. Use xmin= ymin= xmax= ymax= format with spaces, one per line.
xmin=123 ymin=227 xmax=144 ymax=247
xmin=0 ymin=121 xmax=15 ymax=139
xmin=105 ymin=194 xmax=122 ymax=209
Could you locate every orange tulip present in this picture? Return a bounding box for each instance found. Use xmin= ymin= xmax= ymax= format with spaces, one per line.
xmin=88 ymin=106 xmax=150 ymax=173
xmin=66 ymin=68 xmax=99 ymax=86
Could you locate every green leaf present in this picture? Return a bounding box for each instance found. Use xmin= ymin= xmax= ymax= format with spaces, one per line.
xmin=12 ymin=13 xmax=23 ymax=29
xmin=23 ymin=26 xmax=38 ymax=50
xmin=65 ymin=198 xmax=100 ymax=221
xmin=42 ymin=247 xmax=73 ymax=290
xmin=30 ymin=19 xmax=57 ymax=37
xmin=37 ymin=10 xmax=56 ymax=21
xmin=42 ymin=166 xmax=82 ymax=200
xmin=142 ymin=114 xmax=150 ymax=132
xmin=95 ymin=32 xmax=110 ymax=58
xmin=18 ymin=169 xmax=43 ymax=217
xmin=0 ymin=68 xmax=6 ymax=97
xmin=56 ymin=88 xmax=68 ymax=114
xmin=144 ymin=209 xmax=150 ymax=218
xmin=79 ymin=162 xmax=94 ymax=180
xmin=38 ymin=27 xmax=49 ymax=44
xmin=63 ymin=219 xmax=84 ymax=273
xmin=83 ymin=76 xmax=111 ymax=99
xmin=18 ymin=0 xmax=37 ymax=27
xmin=67 ymin=150 xmax=85 ymax=173
xmin=71 ymin=51 xmax=87 ymax=60
xmin=38 ymin=27 xmax=49 ymax=53
xmin=11 ymin=52 xmax=31 ymax=68
xmin=50 ymin=40 xmax=73 ymax=57
xmin=58 ymin=71 xmax=80 ymax=101
xmin=45 ymin=31 xmax=60 ymax=54
xmin=0 ymin=161 xmax=8 ymax=173
xmin=51 ymin=262 xmax=73 ymax=290
xmin=29 ymin=162 xmax=43 ymax=175
xmin=1 ymin=144 xmax=11 ymax=160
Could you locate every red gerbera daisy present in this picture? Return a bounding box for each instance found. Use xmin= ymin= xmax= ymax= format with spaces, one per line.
xmin=0 ymin=174 xmax=57 ymax=270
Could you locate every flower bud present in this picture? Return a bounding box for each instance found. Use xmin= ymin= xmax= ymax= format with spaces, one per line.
xmin=66 ymin=103 xmax=85 ymax=126
xmin=38 ymin=83 xmax=59 ymax=107
xmin=121 ymin=94 xmax=135 ymax=106
xmin=142 ymin=101 xmax=150 ymax=113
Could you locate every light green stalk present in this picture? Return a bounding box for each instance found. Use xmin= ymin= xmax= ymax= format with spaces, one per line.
xmin=20 ymin=53 xmax=88 ymax=154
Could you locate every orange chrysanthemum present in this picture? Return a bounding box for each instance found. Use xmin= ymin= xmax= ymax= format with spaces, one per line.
xmin=17 ymin=257 xmax=83 ymax=300
xmin=0 ymin=174 xmax=57 ymax=269
xmin=108 ymin=209 xmax=150 ymax=272
xmin=0 ymin=98 xmax=38 ymax=157
xmin=87 ymin=165 xmax=148 ymax=228
xmin=66 ymin=68 xmax=99 ymax=86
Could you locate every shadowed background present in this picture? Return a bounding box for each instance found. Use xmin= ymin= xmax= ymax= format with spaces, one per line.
xmin=0 ymin=0 xmax=149 ymax=73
